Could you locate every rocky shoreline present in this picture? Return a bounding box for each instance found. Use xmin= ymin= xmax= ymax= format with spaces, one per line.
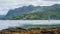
xmin=0 ymin=27 xmax=60 ymax=34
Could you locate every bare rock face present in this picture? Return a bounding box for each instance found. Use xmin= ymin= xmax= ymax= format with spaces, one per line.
xmin=0 ymin=27 xmax=60 ymax=34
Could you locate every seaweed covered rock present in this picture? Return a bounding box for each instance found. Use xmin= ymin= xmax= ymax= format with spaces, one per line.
xmin=0 ymin=27 xmax=60 ymax=34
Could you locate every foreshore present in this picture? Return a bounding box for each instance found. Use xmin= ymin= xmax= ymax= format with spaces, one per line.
xmin=0 ymin=27 xmax=60 ymax=34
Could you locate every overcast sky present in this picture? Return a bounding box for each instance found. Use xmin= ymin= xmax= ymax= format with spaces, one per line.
xmin=0 ymin=0 xmax=60 ymax=15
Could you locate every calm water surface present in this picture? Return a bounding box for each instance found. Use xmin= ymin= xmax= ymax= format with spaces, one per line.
xmin=0 ymin=20 xmax=60 ymax=30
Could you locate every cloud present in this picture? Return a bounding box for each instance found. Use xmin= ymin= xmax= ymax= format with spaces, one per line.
xmin=0 ymin=0 xmax=60 ymax=15
xmin=43 ymin=0 xmax=60 ymax=1
xmin=0 ymin=0 xmax=30 ymax=15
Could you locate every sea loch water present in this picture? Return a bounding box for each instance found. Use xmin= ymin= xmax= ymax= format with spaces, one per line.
xmin=0 ymin=20 xmax=60 ymax=30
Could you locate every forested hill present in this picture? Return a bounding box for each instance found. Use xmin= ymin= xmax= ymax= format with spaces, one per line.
xmin=4 ymin=4 xmax=60 ymax=20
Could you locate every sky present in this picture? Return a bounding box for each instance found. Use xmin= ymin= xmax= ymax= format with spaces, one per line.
xmin=0 ymin=0 xmax=60 ymax=15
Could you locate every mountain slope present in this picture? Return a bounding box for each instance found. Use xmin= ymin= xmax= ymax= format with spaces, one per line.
xmin=5 ymin=4 xmax=60 ymax=20
xmin=6 ymin=5 xmax=35 ymax=18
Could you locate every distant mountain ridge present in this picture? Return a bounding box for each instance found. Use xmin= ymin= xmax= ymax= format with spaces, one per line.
xmin=6 ymin=5 xmax=35 ymax=17
xmin=0 ymin=15 xmax=5 ymax=20
xmin=3 ymin=4 xmax=60 ymax=20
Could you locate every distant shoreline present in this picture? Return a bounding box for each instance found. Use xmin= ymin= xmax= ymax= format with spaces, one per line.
xmin=0 ymin=20 xmax=60 ymax=30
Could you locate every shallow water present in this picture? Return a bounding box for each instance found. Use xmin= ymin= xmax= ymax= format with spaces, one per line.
xmin=0 ymin=20 xmax=60 ymax=30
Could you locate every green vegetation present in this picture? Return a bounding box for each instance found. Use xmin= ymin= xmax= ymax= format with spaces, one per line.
xmin=4 ymin=4 xmax=60 ymax=20
xmin=11 ymin=11 xmax=60 ymax=20
xmin=21 ymin=24 xmax=60 ymax=29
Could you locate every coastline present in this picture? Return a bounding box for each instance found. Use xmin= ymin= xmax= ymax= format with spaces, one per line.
xmin=0 ymin=27 xmax=60 ymax=34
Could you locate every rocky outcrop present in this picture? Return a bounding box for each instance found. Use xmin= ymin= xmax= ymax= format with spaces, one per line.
xmin=0 ymin=27 xmax=60 ymax=34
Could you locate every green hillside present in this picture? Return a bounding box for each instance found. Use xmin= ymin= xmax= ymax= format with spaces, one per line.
xmin=4 ymin=4 xmax=60 ymax=20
